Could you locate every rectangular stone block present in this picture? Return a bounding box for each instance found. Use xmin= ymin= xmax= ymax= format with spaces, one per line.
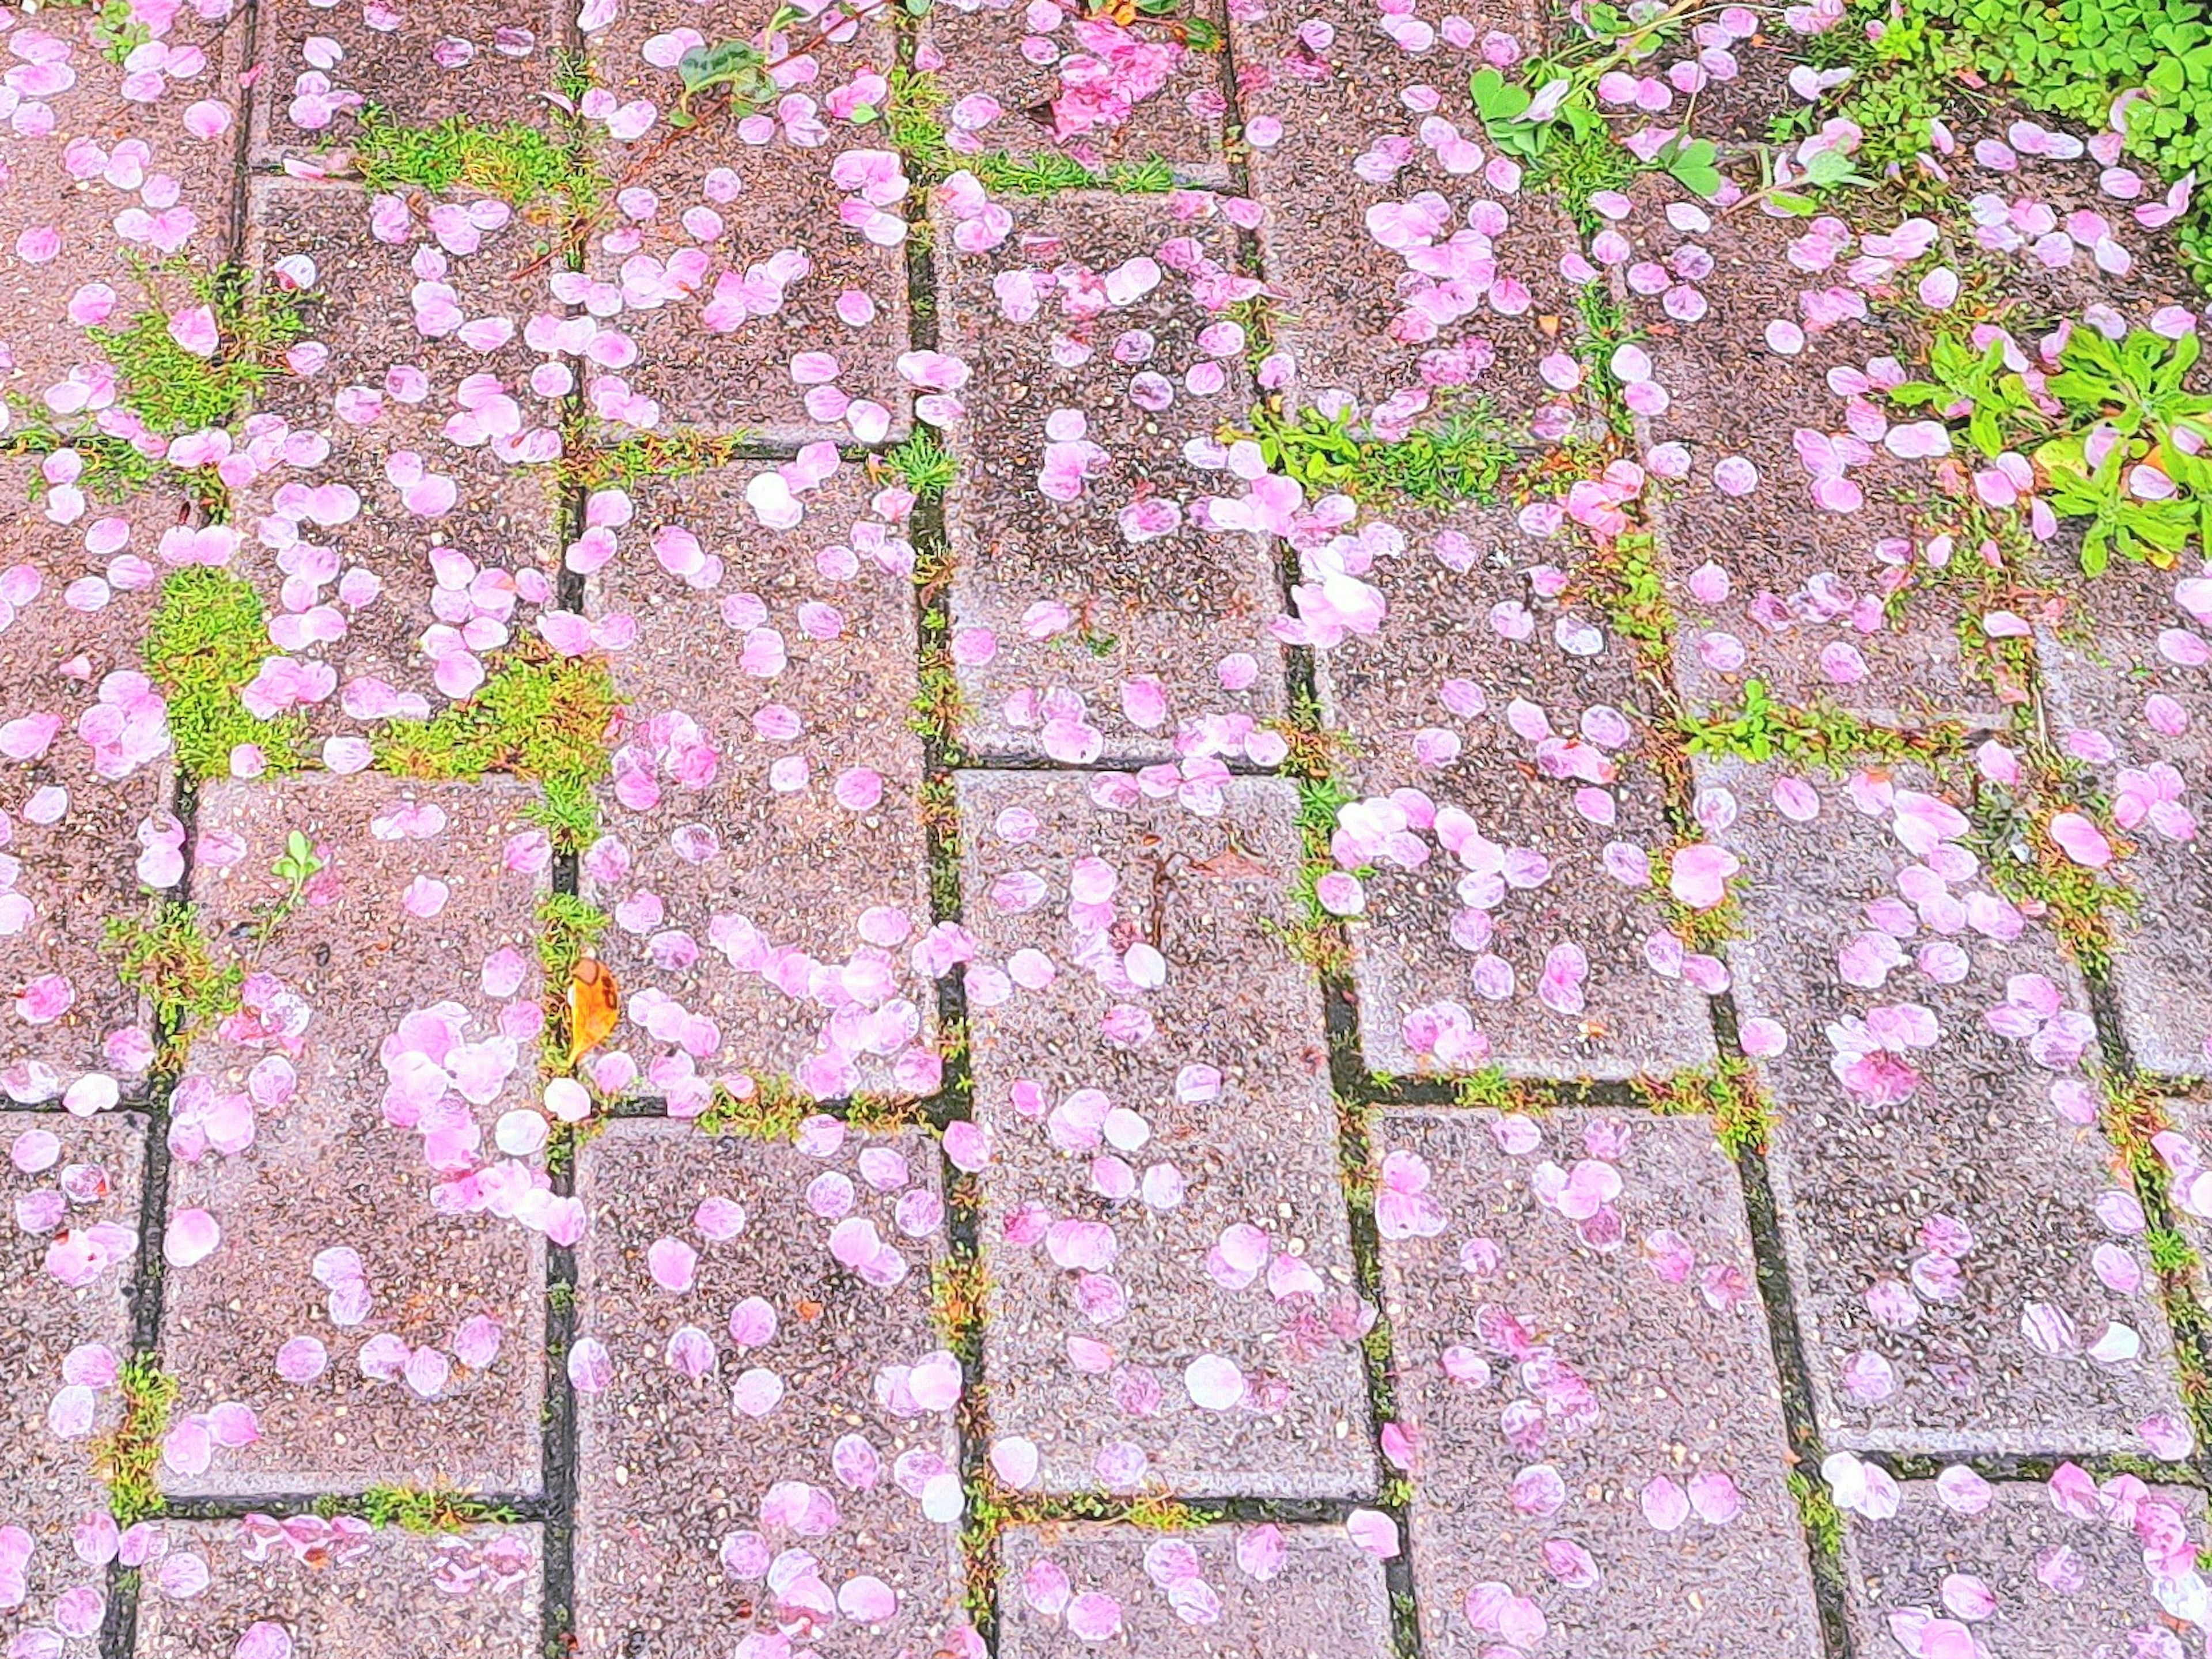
xmin=2033 ymin=555 xmax=2212 ymax=1077
xmin=997 ymin=1522 xmax=1393 ymax=1657
xmin=160 ymin=774 xmax=548 ymax=1496
xmin=1319 ymin=500 xmax=1716 ymax=1081
xmin=1713 ymin=756 xmax=2189 ymax=1455
xmin=1621 ymin=177 xmax=2008 ymax=726
xmin=1374 ymin=1107 xmax=1820 ymax=1659
xmin=0 ymin=466 xmax=175 ymax=1093
xmin=957 ymin=770 xmax=1373 ymax=1499
xmin=919 ymin=8 xmax=1230 ymax=178
xmin=937 ymin=192 xmax=1286 ymax=762
xmin=584 ymin=17 xmax=911 ymax=443
xmin=581 ymin=461 xmax=935 ymax=1104
xmin=239 ymin=177 xmax=565 ymax=740
xmin=249 ymin=0 xmax=569 ymax=164
xmin=0 ymin=1112 xmax=142 ymax=1659
xmin=1843 ymin=1479 xmax=2203 ymax=1659
xmin=132 ymin=1518 xmax=543 ymax=1656
xmin=571 ymin=1118 xmax=968 ymax=1659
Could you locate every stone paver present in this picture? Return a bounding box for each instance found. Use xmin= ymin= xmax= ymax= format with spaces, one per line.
xmin=160 ymin=774 xmax=548 ymax=1497
xmin=937 ymin=192 xmax=1287 ymax=763
xmin=1317 ymin=501 xmax=1717 ymax=1081
xmin=1714 ymin=756 xmax=2189 ymax=1456
xmin=957 ymin=770 xmax=1373 ymax=1499
xmin=2035 ymin=554 xmax=2212 ymax=1077
xmin=1842 ymin=1478 xmax=2204 ymax=1659
xmin=571 ymin=1118 xmax=968 ymax=1659
xmin=996 ymin=1522 xmax=1393 ymax=1657
xmin=582 ymin=463 xmax=935 ymax=1105
xmin=1375 ymin=1107 xmax=1821 ymax=1659
xmin=132 ymin=1518 xmax=542 ymax=1656
xmin=0 ymin=464 xmax=173 ymax=1097
xmin=1 ymin=1112 xmax=142 ymax=1659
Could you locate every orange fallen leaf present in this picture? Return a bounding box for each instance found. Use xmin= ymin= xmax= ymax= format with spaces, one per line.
xmin=566 ymin=956 xmax=620 ymax=1067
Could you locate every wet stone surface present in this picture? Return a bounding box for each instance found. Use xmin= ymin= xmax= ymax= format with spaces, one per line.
xmin=0 ymin=1111 xmax=142 ymax=1659
xmin=936 ymin=191 xmax=1287 ymax=763
xmin=570 ymin=1118 xmax=968 ymax=1659
xmin=956 ymin=769 xmax=1374 ymax=1500
xmin=2033 ymin=552 xmax=2212 ymax=1078
xmin=582 ymin=462 xmax=935 ymax=1105
xmin=1318 ymin=501 xmax=1717 ymax=1081
xmin=131 ymin=1518 xmax=544 ymax=1657
xmin=159 ymin=774 xmax=548 ymax=1496
xmin=1842 ymin=1478 xmax=2205 ymax=1659
xmin=1712 ymin=756 xmax=2190 ymax=1456
xmin=995 ymin=1522 xmax=1394 ymax=1657
xmin=1375 ymin=1107 xmax=1821 ymax=1659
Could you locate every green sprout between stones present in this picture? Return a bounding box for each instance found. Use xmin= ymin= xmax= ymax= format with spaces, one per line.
xmin=698 ymin=1075 xmax=816 ymax=1139
xmin=1243 ymin=404 xmax=1518 ymax=506
xmin=878 ymin=428 xmax=958 ymax=501
xmin=334 ymin=1486 xmax=518 ymax=1533
xmin=143 ymin=567 xmax=310 ymax=779
xmin=91 ymin=267 xmax=300 ymax=436
xmin=536 ymin=891 xmax=609 ymax=1067
xmin=874 ymin=65 xmax=1174 ymax=192
xmin=1639 ymin=1060 xmax=1776 ymax=1157
xmin=1680 ymin=677 xmax=1955 ymax=767
xmin=92 ymin=1355 xmax=180 ymax=1524
xmin=353 ymin=109 xmax=603 ymax=210
xmin=104 ymin=902 xmax=243 ymax=1064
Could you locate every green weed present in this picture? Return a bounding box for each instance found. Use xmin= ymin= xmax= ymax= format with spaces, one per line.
xmin=143 ymin=567 xmax=310 ymax=778
xmin=344 ymin=1486 xmax=518 ymax=1533
xmin=698 ymin=1075 xmax=815 ymax=1140
xmin=1680 ymin=677 xmax=1953 ymax=767
xmin=353 ymin=109 xmax=602 ymax=210
xmin=105 ymin=903 xmax=244 ymax=1063
xmin=92 ymin=1355 xmax=179 ymax=1524
xmin=92 ymin=268 xmax=300 ymax=435
xmin=1243 ymin=404 xmax=1518 ymax=506
xmin=878 ymin=428 xmax=958 ymax=501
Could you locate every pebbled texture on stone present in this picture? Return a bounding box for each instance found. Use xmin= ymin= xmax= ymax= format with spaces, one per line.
xmin=1713 ymin=756 xmax=2188 ymax=1456
xmin=160 ymin=774 xmax=547 ymax=1496
xmin=936 ymin=191 xmax=1286 ymax=763
xmin=1318 ymin=499 xmax=1717 ymax=1082
xmin=0 ymin=1112 xmax=142 ymax=1659
xmin=956 ymin=769 xmax=1374 ymax=1499
xmin=996 ymin=1522 xmax=1395 ymax=1658
xmin=582 ymin=462 xmax=935 ymax=1106
xmin=570 ymin=1118 xmax=967 ymax=1659
xmin=1842 ymin=1479 xmax=2204 ymax=1659
xmin=1375 ymin=1106 xmax=1821 ymax=1659
xmin=132 ymin=1518 xmax=543 ymax=1657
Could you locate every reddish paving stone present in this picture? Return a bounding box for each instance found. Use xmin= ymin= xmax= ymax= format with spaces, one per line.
xmin=582 ymin=16 xmax=911 ymax=444
xmin=237 ymin=177 xmax=564 ymax=743
xmin=0 ymin=464 xmax=176 ymax=1097
xmin=996 ymin=1522 xmax=1393 ymax=1657
xmin=160 ymin=774 xmax=548 ymax=1497
xmin=1318 ymin=502 xmax=1717 ymax=1081
xmin=922 ymin=2 xmax=1230 ymax=178
xmin=2033 ymin=554 xmax=2212 ymax=1078
xmin=571 ymin=1118 xmax=969 ymax=1659
xmin=0 ymin=1112 xmax=141 ymax=1659
xmin=581 ymin=462 xmax=935 ymax=1105
xmin=956 ymin=770 xmax=1374 ymax=1499
xmin=132 ymin=1518 xmax=542 ymax=1657
xmin=1711 ymin=757 xmax=2190 ymax=1456
xmin=1375 ymin=1107 xmax=1820 ymax=1659
xmin=1620 ymin=179 xmax=2010 ymax=729
xmin=937 ymin=191 xmax=1286 ymax=763
xmin=1842 ymin=1480 xmax=2205 ymax=1659
xmin=0 ymin=3 xmax=246 ymax=402
xmin=249 ymin=0 xmax=569 ymax=164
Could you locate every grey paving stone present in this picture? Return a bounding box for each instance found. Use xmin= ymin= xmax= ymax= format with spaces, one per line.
xmin=956 ymin=770 xmax=1374 ymax=1499
xmin=2033 ymin=554 xmax=2212 ymax=1078
xmin=1711 ymin=756 xmax=2190 ymax=1455
xmin=936 ymin=191 xmax=1286 ymax=763
xmin=996 ymin=1522 xmax=1393 ymax=1657
xmin=132 ymin=1518 xmax=543 ymax=1657
xmin=0 ymin=464 xmax=172 ymax=1096
xmin=1375 ymin=1107 xmax=1820 ymax=1659
xmin=1318 ymin=501 xmax=1717 ymax=1082
xmin=584 ymin=14 xmax=911 ymax=444
xmin=1621 ymin=177 xmax=2009 ymax=729
xmin=160 ymin=774 xmax=547 ymax=1496
xmin=0 ymin=1112 xmax=142 ymax=1659
xmin=582 ymin=463 xmax=935 ymax=1105
xmin=571 ymin=1118 xmax=968 ymax=1659
xmin=238 ymin=177 xmax=565 ymax=742
xmin=1842 ymin=1478 xmax=2203 ymax=1659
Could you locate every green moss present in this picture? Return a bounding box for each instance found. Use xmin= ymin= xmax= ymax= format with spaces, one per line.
xmin=92 ymin=1355 xmax=179 ymax=1524
xmin=341 ymin=1486 xmax=518 ymax=1532
xmin=1681 ymin=677 xmax=1959 ymax=767
xmin=143 ymin=567 xmax=310 ymax=779
xmin=698 ymin=1075 xmax=815 ymax=1140
xmin=91 ymin=269 xmax=299 ymax=435
xmin=878 ymin=428 xmax=957 ymax=501
xmin=1243 ymin=403 xmax=1518 ymax=506
xmin=877 ymin=65 xmax=1174 ymax=192
xmin=353 ymin=109 xmax=602 ymax=210
xmin=1787 ymin=1468 xmax=1845 ymax=1559
xmin=104 ymin=902 xmax=244 ymax=1063
xmin=1640 ymin=1060 xmax=1775 ymax=1157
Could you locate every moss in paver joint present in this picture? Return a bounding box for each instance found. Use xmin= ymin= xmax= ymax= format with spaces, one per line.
xmin=92 ymin=1354 xmax=180 ymax=1525
xmin=1639 ymin=1060 xmax=1775 ymax=1157
xmin=92 ymin=266 xmax=301 ymax=435
xmin=697 ymin=1075 xmax=814 ymax=1140
xmin=877 ymin=428 xmax=957 ymax=501
xmin=536 ymin=892 xmax=609 ymax=1070
xmin=1238 ymin=404 xmax=1518 ymax=507
xmin=353 ymin=109 xmax=604 ymax=211
xmin=323 ymin=1486 xmax=520 ymax=1533
xmin=104 ymin=902 xmax=244 ymax=1066
xmin=145 ymin=567 xmax=312 ymax=779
